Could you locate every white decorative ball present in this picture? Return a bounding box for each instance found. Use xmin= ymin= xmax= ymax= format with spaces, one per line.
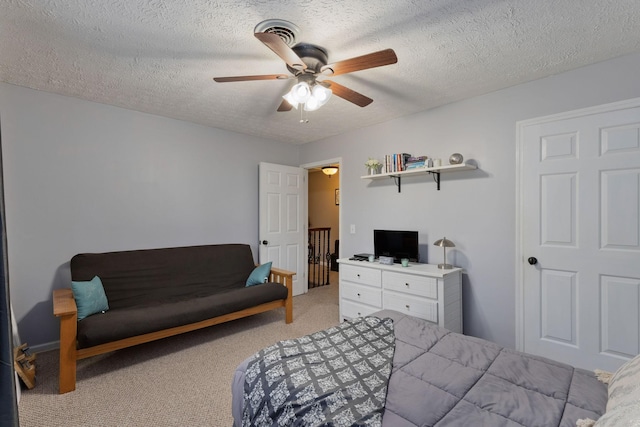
xmin=449 ymin=153 xmax=463 ymax=164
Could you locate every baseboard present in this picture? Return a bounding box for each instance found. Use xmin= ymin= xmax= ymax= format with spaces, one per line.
xmin=29 ymin=340 xmax=59 ymax=354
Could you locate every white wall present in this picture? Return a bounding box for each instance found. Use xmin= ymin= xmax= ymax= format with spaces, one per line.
xmin=299 ymin=52 xmax=640 ymax=348
xmin=0 ymin=83 xmax=299 ymax=347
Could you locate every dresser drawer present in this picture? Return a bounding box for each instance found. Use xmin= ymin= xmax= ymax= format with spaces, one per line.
xmin=341 ymin=299 xmax=380 ymax=320
xmin=341 ymin=282 xmax=382 ymax=308
xmin=383 ymin=290 xmax=438 ymax=323
xmin=383 ymin=271 xmax=437 ymax=299
xmin=340 ymin=264 xmax=382 ymax=287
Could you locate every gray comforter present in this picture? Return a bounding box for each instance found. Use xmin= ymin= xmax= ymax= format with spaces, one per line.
xmin=232 ymin=309 xmax=607 ymax=426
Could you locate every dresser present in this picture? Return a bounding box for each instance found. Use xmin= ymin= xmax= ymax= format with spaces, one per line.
xmin=337 ymin=258 xmax=463 ymax=333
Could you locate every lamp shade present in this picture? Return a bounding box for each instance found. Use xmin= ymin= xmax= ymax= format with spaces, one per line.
xmin=322 ymin=166 xmax=338 ymax=176
xmin=282 ymin=92 xmax=299 ymax=109
xmin=304 ymin=95 xmax=321 ymax=111
xmin=289 ymin=81 xmax=311 ymax=103
xmin=433 ymin=237 xmax=455 ymax=248
xmin=312 ymin=84 xmax=332 ymax=103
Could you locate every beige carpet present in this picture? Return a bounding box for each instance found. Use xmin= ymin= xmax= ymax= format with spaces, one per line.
xmin=18 ymin=276 xmax=339 ymax=426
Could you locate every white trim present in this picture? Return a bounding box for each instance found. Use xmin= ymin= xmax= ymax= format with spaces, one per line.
xmin=300 ymin=157 xmax=342 ymax=170
xmin=514 ymin=96 xmax=640 ymax=352
xmin=514 ymin=120 xmax=526 ymax=351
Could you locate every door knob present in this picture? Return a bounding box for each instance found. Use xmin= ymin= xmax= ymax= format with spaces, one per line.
xmin=262 ymin=240 xmax=268 ymax=245
xmin=528 ymin=257 xmax=538 ymax=265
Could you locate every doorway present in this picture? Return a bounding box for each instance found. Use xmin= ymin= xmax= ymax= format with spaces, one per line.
xmin=302 ymin=158 xmax=341 ymax=293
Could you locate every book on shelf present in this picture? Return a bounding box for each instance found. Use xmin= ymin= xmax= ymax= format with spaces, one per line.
xmin=384 ymin=153 xmax=412 ymax=173
xmin=406 ymin=155 xmax=428 ymax=162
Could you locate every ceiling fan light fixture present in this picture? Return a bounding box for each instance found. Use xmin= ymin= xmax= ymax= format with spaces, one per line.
xmin=312 ymin=84 xmax=332 ymax=102
xmin=303 ymin=83 xmax=333 ymax=111
xmin=282 ymin=92 xmax=299 ymax=109
xmin=290 ymin=81 xmax=311 ymax=103
xmin=304 ymin=95 xmax=321 ymax=111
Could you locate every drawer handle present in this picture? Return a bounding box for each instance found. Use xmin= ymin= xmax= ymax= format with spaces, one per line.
xmin=357 ymin=293 xmax=361 ymax=297
xmin=405 ymin=283 xmax=410 ymax=287
xmin=357 ymin=274 xmax=360 ymax=277
xmin=405 ymin=304 xmax=410 ymax=310
xmin=357 ymin=312 xmax=361 ymax=316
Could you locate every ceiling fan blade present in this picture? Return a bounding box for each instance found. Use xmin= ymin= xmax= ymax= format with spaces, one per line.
xmin=322 ymin=80 xmax=373 ymax=107
xmin=213 ymin=74 xmax=290 ymax=83
xmin=254 ymin=32 xmax=307 ymax=71
xmin=320 ymin=48 xmax=397 ymax=76
xmin=277 ymin=99 xmax=294 ymax=112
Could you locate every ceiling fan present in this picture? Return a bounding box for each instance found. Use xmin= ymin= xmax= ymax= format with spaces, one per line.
xmin=213 ymin=23 xmax=398 ymax=113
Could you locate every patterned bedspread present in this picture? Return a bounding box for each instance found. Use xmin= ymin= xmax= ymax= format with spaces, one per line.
xmin=242 ymin=316 xmax=395 ymax=427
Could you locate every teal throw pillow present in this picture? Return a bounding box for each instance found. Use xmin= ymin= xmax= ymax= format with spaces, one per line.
xmin=246 ymin=262 xmax=272 ymax=287
xmin=71 ymin=276 xmax=109 ymax=321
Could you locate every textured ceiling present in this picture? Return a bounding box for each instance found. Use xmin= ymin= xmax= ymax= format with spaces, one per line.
xmin=2 ymin=0 xmax=640 ymax=144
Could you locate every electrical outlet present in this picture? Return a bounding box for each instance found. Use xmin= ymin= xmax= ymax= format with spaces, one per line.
xmin=350 ymin=224 xmax=356 ymax=234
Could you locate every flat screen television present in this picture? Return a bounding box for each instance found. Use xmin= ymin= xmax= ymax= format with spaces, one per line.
xmin=374 ymin=229 xmax=419 ymax=263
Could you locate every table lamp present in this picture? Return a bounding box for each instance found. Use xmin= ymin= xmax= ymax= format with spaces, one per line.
xmin=433 ymin=237 xmax=455 ymax=269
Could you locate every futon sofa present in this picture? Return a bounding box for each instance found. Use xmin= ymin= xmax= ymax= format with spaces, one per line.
xmin=53 ymin=243 xmax=294 ymax=394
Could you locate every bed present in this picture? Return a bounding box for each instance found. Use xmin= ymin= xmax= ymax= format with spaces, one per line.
xmin=232 ymin=309 xmax=639 ymax=426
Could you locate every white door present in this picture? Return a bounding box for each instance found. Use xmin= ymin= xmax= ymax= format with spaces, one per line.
xmin=518 ymin=98 xmax=640 ymax=372
xmin=259 ymin=162 xmax=307 ymax=296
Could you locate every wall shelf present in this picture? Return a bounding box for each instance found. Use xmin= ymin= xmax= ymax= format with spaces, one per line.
xmin=361 ymin=162 xmax=477 ymax=192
